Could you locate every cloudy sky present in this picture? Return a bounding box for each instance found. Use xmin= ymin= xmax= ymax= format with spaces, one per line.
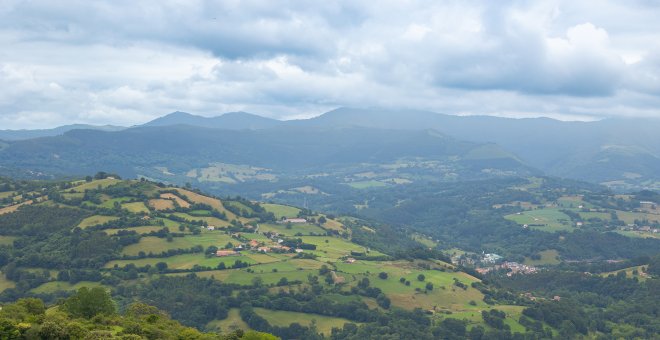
xmin=1 ymin=0 xmax=659 ymax=129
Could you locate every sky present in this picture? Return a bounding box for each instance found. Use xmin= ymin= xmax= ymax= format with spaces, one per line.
xmin=1 ymin=0 xmax=659 ymax=129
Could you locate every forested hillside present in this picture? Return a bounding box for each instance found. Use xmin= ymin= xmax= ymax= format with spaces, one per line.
xmin=0 ymin=174 xmax=658 ymax=339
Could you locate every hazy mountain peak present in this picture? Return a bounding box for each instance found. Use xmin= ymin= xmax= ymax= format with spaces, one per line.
xmin=143 ymin=111 xmax=281 ymax=130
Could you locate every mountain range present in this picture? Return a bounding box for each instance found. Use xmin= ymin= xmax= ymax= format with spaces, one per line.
xmin=1 ymin=108 xmax=660 ymax=190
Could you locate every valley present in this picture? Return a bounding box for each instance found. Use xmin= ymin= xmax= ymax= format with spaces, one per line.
xmin=0 ymin=173 xmax=658 ymax=338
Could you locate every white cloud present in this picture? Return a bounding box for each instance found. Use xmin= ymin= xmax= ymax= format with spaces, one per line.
xmin=0 ymin=0 xmax=659 ymax=129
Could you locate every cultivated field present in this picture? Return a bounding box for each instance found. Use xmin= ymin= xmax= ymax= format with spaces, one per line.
xmin=505 ymin=208 xmax=574 ymax=232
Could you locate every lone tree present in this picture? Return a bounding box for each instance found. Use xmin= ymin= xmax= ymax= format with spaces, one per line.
xmin=378 ymin=272 xmax=388 ymax=280
xmin=63 ymin=287 xmax=115 ymax=319
xmin=417 ymin=274 xmax=426 ymax=281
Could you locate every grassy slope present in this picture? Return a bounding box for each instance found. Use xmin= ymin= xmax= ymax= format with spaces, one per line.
xmin=262 ymin=203 xmax=301 ymax=219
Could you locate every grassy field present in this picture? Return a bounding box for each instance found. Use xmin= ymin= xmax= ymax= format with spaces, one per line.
xmin=0 ymin=273 xmax=15 ymax=292
xmin=321 ymin=218 xmax=346 ymax=233
xmin=259 ymin=223 xmax=326 ymax=236
xmin=254 ymin=307 xmax=354 ymax=335
xmin=77 ymin=215 xmax=119 ymax=229
xmin=99 ymin=196 xmax=133 ymax=209
xmin=121 ymin=234 xmax=234 ymax=256
xmin=600 ymin=265 xmax=651 ymax=281
xmin=346 ymin=180 xmax=388 ymax=189
xmin=0 ymin=191 xmax=16 ymax=199
xmin=207 ymin=308 xmax=251 ymax=333
xmin=300 ymin=236 xmax=382 ymax=260
xmin=71 ymin=178 xmax=122 ymax=192
xmin=105 ymin=253 xmax=257 ymax=270
xmin=578 ymin=211 xmax=612 ymax=221
xmin=148 ymin=198 xmax=175 ymax=210
xmin=615 ymin=230 xmax=660 ymax=239
xmin=160 ymin=193 xmax=191 ymax=208
xmin=225 ymin=201 xmax=254 ymax=215
xmin=333 ymin=260 xmax=484 ymax=310
xmin=505 ymin=209 xmax=574 ymax=232
xmin=615 ymin=210 xmax=660 ymax=224
xmin=172 ymin=213 xmax=230 ymax=228
xmin=262 ymin=203 xmax=301 ymax=219
xmin=556 ymin=196 xmax=594 ymax=209
xmin=524 ymin=249 xmax=560 ymax=266
xmin=411 ymin=233 xmax=437 ymax=248
xmin=437 ymin=305 xmax=527 ymax=334
xmin=104 ymin=225 xmax=173 ymax=235
xmin=0 ymin=200 xmax=32 ymax=215
xmin=174 ymin=188 xmax=237 ymax=220
xmin=176 ymin=258 xmax=322 ymax=285
xmin=0 ymin=235 xmax=17 ymax=246
xmin=30 ymin=281 xmax=105 ymax=294
xmin=121 ymin=202 xmax=150 ymax=213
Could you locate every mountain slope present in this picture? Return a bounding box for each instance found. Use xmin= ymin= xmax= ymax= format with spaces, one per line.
xmin=293 ymin=108 xmax=660 ymax=188
xmin=0 ymin=124 xmax=125 ymax=141
xmin=0 ymin=125 xmax=536 ymax=187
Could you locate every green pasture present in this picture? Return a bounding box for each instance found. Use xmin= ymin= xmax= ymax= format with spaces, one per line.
xmin=77 ymin=215 xmax=119 ymax=229
xmin=254 ymin=308 xmax=354 ymax=335
xmin=120 ymin=234 xmax=235 ymax=256
xmin=98 ymin=196 xmax=133 ymax=209
xmin=172 ymin=213 xmax=230 ymax=228
xmin=262 ymin=204 xmax=301 ymax=219
xmin=0 ymin=235 xmax=17 ymax=246
xmin=104 ymin=225 xmax=173 ymax=235
xmin=258 ymin=223 xmax=326 ymax=236
xmin=121 ymin=202 xmax=150 ymax=213
xmin=300 ymin=236 xmax=382 ymax=260
xmin=335 ymin=260 xmax=484 ymax=310
xmin=106 ymin=253 xmax=257 ymax=270
xmin=207 ymin=309 xmax=251 ymax=333
xmin=0 ymin=191 xmax=16 ymax=199
xmin=71 ymin=178 xmax=122 ymax=192
xmin=30 ymin=281 xmax=105 ymax=294
xmin=0 ymin=273 xmax=15 ymax=292
xmin=225 ymin=201 xmax=255 ymax=215
xmin=578 ymin=211 xmax=612 ymax=221
xmin=615 ymin=230 xmax=660 ymax=239
xmin=616 ymin=210 xmax=660 ymax=224
xmin=524 ymin=249 xmax=560 ymax=266
xmin=505 ymin=209 xmax=574 ymax=232
xmin=601 ymin=265 xmax=650 ymax=281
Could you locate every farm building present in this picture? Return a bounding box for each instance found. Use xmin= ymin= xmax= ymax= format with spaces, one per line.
xmin=216 ymin=250 xmax=239 ymax=257
xmin=249 ymin=240 xmax=260 ymax=248
xmin=207 ymin=226 xmax=216 ymax=231
xmin=345 ymin=257 xmax=356 ymax=263
xmin=257 ymin=247 xmax=271 ymax=253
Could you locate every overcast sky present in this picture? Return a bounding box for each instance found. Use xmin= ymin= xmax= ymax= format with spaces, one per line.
xmin=1 ymin=0 xmax=659 ymax=129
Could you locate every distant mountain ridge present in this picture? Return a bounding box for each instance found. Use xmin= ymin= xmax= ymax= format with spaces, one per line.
xmin=2 ymin=107 xmax=660 ymax=190
xmin=143 ymin=111 xmax=282 ymax=130
xmin=0 ymin=124 xmax=125 ymax=141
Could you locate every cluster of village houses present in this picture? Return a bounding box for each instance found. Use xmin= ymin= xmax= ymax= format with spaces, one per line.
xmin=475 ymin=261 xmax=539 ymax=276
xmin=452 ymin=253 xmax=539 ymax=277
xmin=211 ymin=217 xmax=322 ymax=257
xmin=214 ymin=231 xmax=300 ymax=257
xmin=619 ymin=224 xmax=659 ymax=234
